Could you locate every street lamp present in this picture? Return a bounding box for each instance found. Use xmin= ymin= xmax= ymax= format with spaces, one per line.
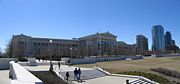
xmin=70 ymin=47 xmax=72 ymax=58
xmin=58 ymin=49 xmax=61 ymax=61
xmin=49 ymin=40 xmax=54 ymax=71
xmin=74 ymin=48 xmax=77 ymax=58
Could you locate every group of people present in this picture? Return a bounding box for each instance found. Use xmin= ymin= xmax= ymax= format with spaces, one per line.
xmin=65 ymin=67 xmax=81 ymax=81
xmin=58 ymin=60 xmax=81 ymax=81
xmin=74 ymin=67 xmax=81 ymax=80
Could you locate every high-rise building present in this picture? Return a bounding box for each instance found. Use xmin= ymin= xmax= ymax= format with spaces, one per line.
xmin=136 ymin=34 xmax=148 ymax=54
xmin=171 ymin=40 xmax=176 ymax=46
xmin=165 ymin=31 xmax=172 ymax=48
xmin=152 ymin=25 xmax=165 ymax=51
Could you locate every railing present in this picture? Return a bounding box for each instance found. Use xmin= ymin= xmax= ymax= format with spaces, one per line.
xmin=9 ymin=61 xmax=43 ymax=84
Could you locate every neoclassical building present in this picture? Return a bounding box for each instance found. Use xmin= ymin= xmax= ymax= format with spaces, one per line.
xmin=11 ymin=32 xmax=119 ymax=59
xmin=79 ymin=32 xmax=117 ymax=56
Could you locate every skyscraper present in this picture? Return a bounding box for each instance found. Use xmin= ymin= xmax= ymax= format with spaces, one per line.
xmin=171 ymin=40 xmax=176 ymax=46
xmin=165 ymin=31 xmax=172 ymax=48
xmin=136 ymin=34 xmax=148 ymax=54
xmin=152 ymin=25 xmax=165 ymax=51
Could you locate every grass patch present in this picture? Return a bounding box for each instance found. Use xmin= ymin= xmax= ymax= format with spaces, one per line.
xmin=171 ymin=57 xmax=180 ymax=60
xmin=77 ymin=57 xmax=180 ymax=73
xmin=151 ymin=68 xmax=180 ymax=79
xmin=117 ymin=71 xmax=171 ymax=84
xmin=76 ymin=57 xmax=180 ymax=83
xmin=31 ymin=71 xmax=67 ymax=84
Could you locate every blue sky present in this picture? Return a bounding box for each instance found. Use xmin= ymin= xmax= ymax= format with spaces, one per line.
xmin=0 ymin=0 xmax=180 ymax=52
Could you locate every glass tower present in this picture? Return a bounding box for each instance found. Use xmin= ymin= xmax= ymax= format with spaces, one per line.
xmin=152 ymin=25 xmax=165 ymax=51
xmin=165 ymin=31 xmax=172 ymax=48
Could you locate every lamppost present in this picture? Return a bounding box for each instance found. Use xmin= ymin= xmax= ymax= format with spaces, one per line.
xmin=88 ymin=46 xmax=91 ymax=57
xmin=75 ymin=48 xmax=77 ymax=58
xmin=58 ymin=49 xmax=61 ymax=61
xmin=49 ymin=40 xmax=53 ymax=71
xmin=70 ymin=47 xmax=72 ymax=58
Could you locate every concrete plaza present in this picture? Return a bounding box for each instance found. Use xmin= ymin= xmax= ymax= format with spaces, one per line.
xmin=22 ymin=61 xmax=157 ymax=84
xmin=0 ymin=60 xmax=158 ymax=84
xmin=53 ymin=64 xmax=156 ymax=84
xmin=0 ymin=70 xmax=10 ymax=84
xmin=23 ymin=64 xmax=138 ymax=84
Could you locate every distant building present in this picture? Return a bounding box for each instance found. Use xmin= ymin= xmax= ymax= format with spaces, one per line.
xmin=116 ymin=41 xmax=134 ymax=55
xmin=152 ymin=25 xmax=165 ymax=51
xmin=10 ymin=32 xmax=117 ymax=59
xmin=136 ymin=34 xmax=148 ymax=54
xmin=165 ymin=31 xmax=172 ymax=48
xmin=171 ymin=40 xmax=176 ymax=46
xmin=11 ymin=34 xmax=80 ymax=59
xmin=79 ymin=32 xmax=117 ymax=57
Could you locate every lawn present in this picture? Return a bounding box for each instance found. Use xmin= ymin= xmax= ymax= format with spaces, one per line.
xmin=76 ymin=57 xmax=180 ymax=73
xmin=75 ymin=56 xmax=180 ymax=83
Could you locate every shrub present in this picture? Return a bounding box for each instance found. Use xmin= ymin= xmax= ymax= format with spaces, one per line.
xmin=18 ymin=57 xmax=28 ymax=62
xmin=151 ymin=68 xmax=180 ymax=78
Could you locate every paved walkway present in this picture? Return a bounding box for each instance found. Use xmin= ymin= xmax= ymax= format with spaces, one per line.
xmin=74 ymin=76 xmax=136 ymax=84
xmin=54 ymin=65 xmax=140 ymax=84
xmin=23 ymin=65 xmax=50 ymax=71
xmin=55 ymin=65 xmax=106 ymax=81
xmin=22 ymin=63 xmax=157 ymax=84
xmin=0 ymin=70 xmax=10 ymax=84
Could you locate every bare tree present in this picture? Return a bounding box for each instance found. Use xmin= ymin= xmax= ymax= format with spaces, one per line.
xmin=0 ymin=47 xmax=1 ymax=57
xmin=4 ymin=40 xmax=12 ymax=58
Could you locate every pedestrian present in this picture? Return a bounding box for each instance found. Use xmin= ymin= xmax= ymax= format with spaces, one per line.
xmin=38 ymin=58 xmax=40 ymax=62
xmin=126 ymin=80 xmax=130 ymax=84
xmin=68 ymin=59 xmax=70 ymax=67
xmin=58 ymin=61 xmax=61 ymax=69
xmin=66 ymin=72 xmax=69 ymax=81
xmin=78 ymin=67 xmax=81 ymax=80
xmin=74 ymin=68 xmax=78 ymax=80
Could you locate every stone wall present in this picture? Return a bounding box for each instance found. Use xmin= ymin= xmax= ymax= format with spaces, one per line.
xmin=65 ymin=56 xmax=143 ymax=64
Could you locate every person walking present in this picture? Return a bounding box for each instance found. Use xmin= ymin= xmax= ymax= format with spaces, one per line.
xmin=68 ymin=59 xmax=70 ymax=67
xmin=74 ymin=68 xmax=78 ymax=80
xmin=66 ymin=72 xmax=69 ymax=81
xmin=78 ymin=67 xmax=81 ymax=80
xmin=58 ymin=61 xmax=61 ymax=69
xmin=126 ymin=80 xmax=130 ymax=84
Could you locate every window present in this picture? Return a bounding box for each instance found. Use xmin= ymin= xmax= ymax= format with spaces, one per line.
xmin=45 ymin=43 xmax=48 ymax=46
xmin=33 ymin=42 xmax=37 ymax=46
xmin=41 ymin=43 xmax=44 ymax=46
xmin=75 ymin=44 xmax=78 ymax=47
xmin=59 ymin=43 xmax=62 ymax=47
xmin=66 ymin=44 xmax=69 ymax=47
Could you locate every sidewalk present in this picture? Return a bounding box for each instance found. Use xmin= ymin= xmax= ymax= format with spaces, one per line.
xmin=54 ymin=65 xmax=138 ymax=84
xmin=22 ymin=63 xmax=158 ymax=84
xmin=55 ymin=65 xmax=107 ymax=81
xmin=0 ymin=70 xmax=10 ymax=84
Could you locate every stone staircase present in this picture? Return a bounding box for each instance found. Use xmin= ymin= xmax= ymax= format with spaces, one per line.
xmin=130 ymin=78 xmax=154 ymax=84
xmin=59 ymin=69 xmax=107 ymax=81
